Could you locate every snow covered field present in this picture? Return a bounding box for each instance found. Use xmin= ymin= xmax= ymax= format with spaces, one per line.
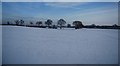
xmin=0 ymin=26 xmax=2 ymax=66
xmin=2 ymin=26 xmax=118 ymax=64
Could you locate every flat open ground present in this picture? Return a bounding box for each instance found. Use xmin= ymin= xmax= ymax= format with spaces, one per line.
xmin=2 ymin=26 xmax=118 ymax=64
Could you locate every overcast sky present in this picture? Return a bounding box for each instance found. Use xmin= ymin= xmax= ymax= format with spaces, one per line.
xmin=2 ymin=2 xmax=118 ymax=25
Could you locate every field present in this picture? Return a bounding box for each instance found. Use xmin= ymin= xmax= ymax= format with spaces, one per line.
xmin=2 ymin=26 xmax=118 ymax=64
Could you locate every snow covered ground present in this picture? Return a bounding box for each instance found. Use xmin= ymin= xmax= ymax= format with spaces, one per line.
xmin=0 ymin=26 xmax=2 ymax=66
xmin=2 ymin=26 xmax=118 ymax=64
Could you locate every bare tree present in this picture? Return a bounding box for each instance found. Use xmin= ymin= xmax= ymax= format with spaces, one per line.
xmin=45 ymin=19 xmax=53 ymax=28
xmin=36 ymin=21 xmax=42 ymax=26
xmin=67 ymin=24 xmax=71 ymax=28
xmin=20 ymin=20 xmax=24 ymax=26
xmin=57 ymin=19 xmax=66 ymax=29
xmin=113 ymin=24 xmax=117 ymax=27
xmin=14 ymin=20 xmax=19 ymax=25
xmin=73 ymin=21 xmax=83 ymax=29
xmin=30 ymin=22 xmax=33 ymax=26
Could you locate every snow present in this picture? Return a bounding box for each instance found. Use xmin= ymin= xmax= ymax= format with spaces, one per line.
xmin=0 ymin=26 xmax=2 ymax=66
xmin=2 ymin=26 xmax=118 ymax=64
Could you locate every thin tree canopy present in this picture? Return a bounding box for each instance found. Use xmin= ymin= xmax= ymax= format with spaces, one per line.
xmin=57 ymin=19 xmax=66 ymax=26
xmin=45 ymin=19 xmax=53 ymax=26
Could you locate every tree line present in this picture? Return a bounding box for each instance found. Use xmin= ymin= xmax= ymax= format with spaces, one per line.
xmin=3 ymin=19 xmax=120 ymax=29
xmin=5 ymin=19 xmax=84 ymax=29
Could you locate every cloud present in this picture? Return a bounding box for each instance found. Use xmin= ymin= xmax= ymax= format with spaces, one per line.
xmin=44 ymin=2 xmax=86 ymax=8
xmin=67 ymin=7 xmax=118 ymax=25
xmin=2 ymin=2 xmax=118 ymax=25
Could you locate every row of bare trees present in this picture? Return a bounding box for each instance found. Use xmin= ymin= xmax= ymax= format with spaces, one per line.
xmin=8 ymin=19 xmax=83 ymax=29
xmin=6 ymin=19 xmax=119 ymax=29
xmin=14 ymin=20 xmax=24 ymax=26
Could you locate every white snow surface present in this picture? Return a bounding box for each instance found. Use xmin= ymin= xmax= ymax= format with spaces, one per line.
xmin=0 ymin=26 xmax=2 ymax=66
xmin=2 ymin=26 xmax=118 ymax=64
